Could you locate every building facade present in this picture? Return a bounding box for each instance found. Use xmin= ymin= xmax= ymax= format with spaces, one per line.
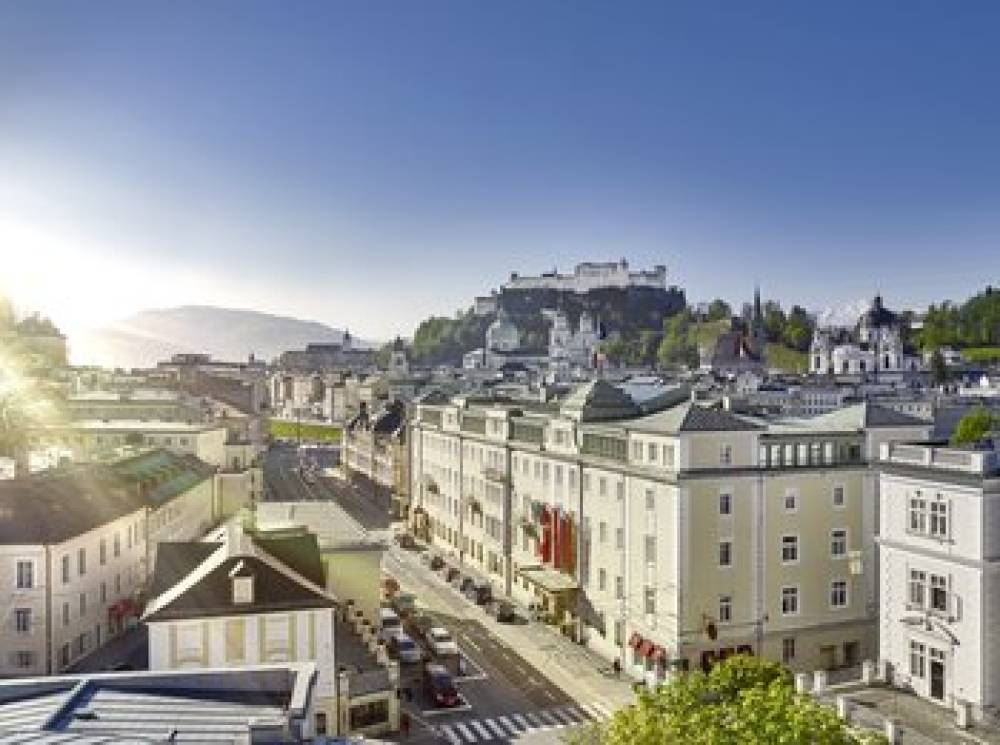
xmin=503 ymin=260 xmax=667 ymax=293
xmin=409 ymin=384 xmax=929 ymax=685
xmin=877 ymin=441 xmax=1000 ymax=722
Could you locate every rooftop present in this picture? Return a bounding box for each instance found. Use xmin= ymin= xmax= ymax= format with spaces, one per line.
xmin=38 ymin=420 xmax=222 ymax=433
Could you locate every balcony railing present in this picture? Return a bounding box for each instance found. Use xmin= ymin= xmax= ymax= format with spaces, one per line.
xmin=482 ymin=466 xmax=508 ymax=483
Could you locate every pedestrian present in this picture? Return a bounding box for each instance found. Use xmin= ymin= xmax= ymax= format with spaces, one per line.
xmin=612 ymin=658 xmax=621 ymax=678
xmin=457 ymin=656 xmax=467 ymax=677
xmin=401 ymin=712 xmax=410 ymax=736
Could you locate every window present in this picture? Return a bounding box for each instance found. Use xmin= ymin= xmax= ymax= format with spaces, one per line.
xmin=830 ymin=580 xmax=848 ymax=608
xmin=100 ymin=582 xmax=107 ymax=603
xmin=781 ymin=586 xmax=799 ymax=615
xmin=781 ymin=535 xmax=799 ymax=563
xmin=782 ymin=637 xmax=796 ymax=663
xmin=645 ymin=489 xmax=655 ymax=510
xmin=99 ymin=539 xmax=107 ymax=566
xmin=616 ymin=481 xmax=625 ymax=500
xmin=615 ymin=527 xmax=624 ymax=550
xmin=647 ymin=443 xmax=658 ymax=463
xmin=718 ymin=595 xmax=732 ymax=623
xmin=719 ymin=540 xmax=733 ymax=568
xmin=831 ymin=529 xmax=847 ymax=557
xmin=11 ymin=651 xmax=34 ymax=669
xmin=62 ymin=602 xmax=70 ymax=626
xmin=930 ymin=574 xmax=948 ymax=612
xmin=909 ymin=496 xmax=927 ymax=533
xmin=615 ymin=576 xmax=624 ymax=600
xmin=797 ymin=442 xmax=809 ymax=465
xmin=13 ymin=608 xmax=31 ymax=634
xmin=930 ymin=501 xmax=949 ymax=538
xmin=77 ymin=548 xmax=86 ymax=576
xmin=177 ymin=623 xmax=204 ymax=664
xmin=15 ymin=561 xmax=33 ymax=590
xmin=644 ymin=535 xmax=657 ymax=565
xmin=232 ymin=577 xmax=254 ymax=604
xmin=598 ymin=569 xmax=607 ymax=592
xmin=61 ymin=556 xmax=70 ymax=583
xmin=909 ymin=640 xmax=926 ymax=678
xmin=832 ymin=485 xmax=845 ymax=508
xmin=599 ymin=477 xmax=607 ymax=497
xmin=644 ymin=587 xmax=656 ymax=615
xmin=631 ymin=442 xmax=642 ymax=461
xmin=79 ymin=592 xmax=87 ymax=616
xmin=599 ymin=521 xmax=608 ymax=543
xmin=114 ymin=573 xmax=122 ymax=594
xmin=663 ymin=444 xmax=674 ymax=467
xmin=720 ymin=444 xmax=732 ymax=466
xmin=784 ymin=490 xmax=798 ymax=512
xmin=908 ymin=569 xmax=926 ymax=607
xmin=719 ymin=492 xmax=732 ymax=516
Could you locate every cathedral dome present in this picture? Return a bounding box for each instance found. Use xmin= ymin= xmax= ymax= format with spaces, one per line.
xmin=486 ymin=315 xmax=520 ymax=352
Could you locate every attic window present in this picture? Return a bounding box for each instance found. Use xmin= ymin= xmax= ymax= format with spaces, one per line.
xmin=233 ymin=576 xmax=254 ymax=604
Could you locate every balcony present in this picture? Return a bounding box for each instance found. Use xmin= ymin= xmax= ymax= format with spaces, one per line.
xmin=881 ymin=442 xmax=999 ymax=475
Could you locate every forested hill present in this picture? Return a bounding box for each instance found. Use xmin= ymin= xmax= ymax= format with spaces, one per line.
xmin=411 ymin=284 xmax=686 ymax=366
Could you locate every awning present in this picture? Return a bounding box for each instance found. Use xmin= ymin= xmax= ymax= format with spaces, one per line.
xmin=638 ymin=640 xmax=655 ymax=657
xmin=516 ymin=565 xmax=578 ymax=593
xmin=628 ymin=632 xmax=643 ymax=650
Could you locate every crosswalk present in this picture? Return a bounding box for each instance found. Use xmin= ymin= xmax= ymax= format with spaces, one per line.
xmin=435 ymin=701 xmax=613 ymax=744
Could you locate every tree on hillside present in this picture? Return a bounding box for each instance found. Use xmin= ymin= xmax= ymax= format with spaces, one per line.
xmin=782 ymin=305 xmax=814 ymax=352
xmin=930 ymin=349 xmax=948 ymax=385
xmin=707 ymin=298 xmax=732 ymax=321
xmin=657 ymin=311 xmax=699 ymax=369
xmin=571 ymin=655 xmax=886 ymax=745
xmin=762 ymin=301 xmax=786 ymax=343
xmin=951 ymin=407 xmax=998 ymax=446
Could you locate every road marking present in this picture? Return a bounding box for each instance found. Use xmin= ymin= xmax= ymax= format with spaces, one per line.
xmin=438 ymin=724 xmax=462 ymax=745
xmin=511 ymin=713 xmax=530 ymax=730
xmin=483 ymin=718 xmax=506 ymax=738
xmin=579 ymin=702 xmax=605 ymax=719
xmin=454 ymin=722 xmax=476 ymax=742
xmin=469 ymin=720 xmax=490 ymax=739
xmin=538 ymin=710 xmax=563 ymax=728
xmin=590 ymin=700 xmax=613 ymax=717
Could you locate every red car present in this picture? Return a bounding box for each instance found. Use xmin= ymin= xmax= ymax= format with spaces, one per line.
xmin=423 ymin=663 xmax=460 ymax=708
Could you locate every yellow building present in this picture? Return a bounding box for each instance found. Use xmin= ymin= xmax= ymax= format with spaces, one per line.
xmin=409 ymin=384 xmax=930 ymax=683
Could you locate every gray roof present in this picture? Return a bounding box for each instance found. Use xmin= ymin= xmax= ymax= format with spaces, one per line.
xmin=0 ymin=450 xmax=214 ymax=545
xmin=625 ymin=401 xmax=762 ymax=434
xmin=807 ymin=401 xmax=927 ymax=430
xmin=560 ymin=380 xmax=640 ymax=422
xmin=0 ymin=664 xmax=314 ymax=744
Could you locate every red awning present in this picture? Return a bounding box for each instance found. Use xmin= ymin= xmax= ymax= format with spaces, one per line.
xmin=638 ymin=640 xmax=655 ymax=657
xmin=628 ymin=632 xmax=643 ymax=650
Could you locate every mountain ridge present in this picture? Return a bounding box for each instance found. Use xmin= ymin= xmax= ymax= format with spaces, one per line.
xmin=69 ymin=305 xmax=363 ymax=369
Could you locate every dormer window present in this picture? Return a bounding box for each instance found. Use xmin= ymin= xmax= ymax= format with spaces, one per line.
xmin=229 ymin=560 xmax=254 ymax=604
xmin=233 ymin=576 xmax=254 ymax=604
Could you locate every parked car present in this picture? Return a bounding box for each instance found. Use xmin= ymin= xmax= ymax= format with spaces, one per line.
xmin=429 ymin=554 xmax=445 ymax=571
xmin=378 ymin=607 xmax=402 ymax=643
xmin=444 ymin=567 xmax=461 ymax=584
xmin=457 ymin=576 xmax=475 ymax=594
xmin=381 ymin=576 xmax=400 ymax=598
xmin=393 ymin=532 xmax=417 ymax=549
xmin=465 ymin=581 xmax=492 ymax=605
xmin=406 ymin=613 xmax=434 ymax=645
xmin=388 ymin=631 xmax=423 ymax=664
xmin=423 ymin=663 xmax=460 ymax=708
xmin=426 ymin=627 xmax=460 ymax=658
xmin=486 ymin=599 xmax=517 ymax=623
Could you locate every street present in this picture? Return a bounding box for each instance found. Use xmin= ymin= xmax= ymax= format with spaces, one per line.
xmin=261 ymin=444 xmax=632 ymax=743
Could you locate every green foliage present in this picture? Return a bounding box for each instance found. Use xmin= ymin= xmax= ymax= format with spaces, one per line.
xmin=657 ymin=310 xmax=700 ymax=369
xmin=707 ymin=298 xmax=732 ymax=321
xmin=764 ymin=343 xmax=808 ymax=373
xmin=782 ymin=305 xmax=813 ymax=352
xmin=410 ymin=313 xmax=494 ymax=366
xmin=951 ymin=407 xmax=999 ymax=446
xmin=268 ymin=419 xmax=342 ymax=443
xmin=571 ymin=655 xmax=887 ymax=745
xmin=919 ymin=286 xmax=1000 ymax=350
xmin=963 ymin=347 xmax=1000 ymax=364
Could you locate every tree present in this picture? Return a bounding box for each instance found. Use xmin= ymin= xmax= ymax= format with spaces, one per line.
xmin=762 ymin=301 xmax=786 ymax=343
xmin=657 ymin=311 xmax=699 ymax=369
xmin=782 ymin=305 xmax=814 ymax=352
xmin=572 ymin=655 xmax=887 ymax=745
xmin=707 ymin=298 xmax=732 ymax=322
xmin=951 ymin=407 xmax=998 ymax=446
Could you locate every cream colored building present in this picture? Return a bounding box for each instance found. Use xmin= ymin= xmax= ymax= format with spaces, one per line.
xmin=410 ymin=384 xmax=930 ymax=683
xmin=144 ymin=524 xmax=343 ymax=740
xmin=0 ymin=449 xmax=229 ymax=678
xmin=344 ymin=400 xmax=410 ymax=518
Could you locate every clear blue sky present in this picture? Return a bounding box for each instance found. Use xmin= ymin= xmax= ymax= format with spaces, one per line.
xmin=1 ymin=1 xmax=998 ymax=339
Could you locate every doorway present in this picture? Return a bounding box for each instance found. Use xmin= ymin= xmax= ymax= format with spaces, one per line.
xmin=843 ymin=641 xmax=860 ymax=668
xmin=819 ymin=645 xmax=836 ymax=670
xmin=930 ymin=659 xmax=945 ymax=701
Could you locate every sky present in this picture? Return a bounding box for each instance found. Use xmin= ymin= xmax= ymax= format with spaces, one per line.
xmin=1 ymin=1 xmax=999 ymax=342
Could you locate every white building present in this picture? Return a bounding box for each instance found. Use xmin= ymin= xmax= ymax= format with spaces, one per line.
xmin=143 ymin=522 xmax=373 ymax=739
xmin=503 ymin=259 xmax=667 ymax=293
xmin=810 ymin=296 xmax=921 ymax=379
xmin=878 ymin=440 xmax=1000 ymax=722
xmin=0 ymin=449 xmax=225 ymax=677
xmin=547 ymin=309 xmax=600 ymax=370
